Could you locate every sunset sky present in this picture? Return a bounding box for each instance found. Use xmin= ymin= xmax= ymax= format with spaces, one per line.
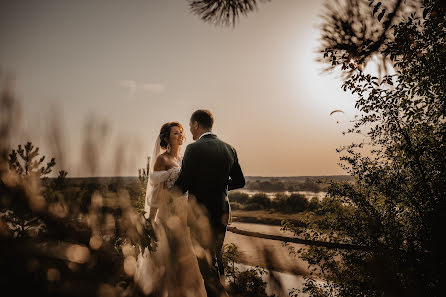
xmin=1 ymin=0 xmax=361 ymax=177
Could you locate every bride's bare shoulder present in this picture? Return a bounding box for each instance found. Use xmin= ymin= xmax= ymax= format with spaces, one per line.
xmin=153 ymin=154 xmax=168 ymax=171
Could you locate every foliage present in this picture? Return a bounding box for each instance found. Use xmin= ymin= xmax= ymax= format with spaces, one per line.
xmin=228 ymin=191 xmax=249 ymax=203
xmin=272 ymin=193 xmax=309 ymax=213
xmin=243 ymin=202 xmax=263 ymax=211
xmin=135 ymin=157 xmax=150 ymax=213
xmin=319 ymin=0 xmax=415 ymax=77
xmin=286 ymin=194 xmax=309 ymax=213
xmin=221 ymin=243 xmax=273 ymax=297
xmin=246 ymin=178 xmax=327 ymax=193
xmin=249 ymin=193 xmax=272 ymax=209
xmin=187 ymin=0 xmax=270 ymax=27
xmin=0 ymin=209 xmax=46 ymax=238
xmin=307 ymin=197 xmax=321 ymax=212
xmin=313 ymin=196 xmax=348 ymax=217
xmin=228 ymin=201 xmax=243 ymax=210
xmin=286 ymin=1 xmax=446 ymax=296
xmin=42 ymin=170 xmax=69 ymax=205
xmin=222 ymin=242 xmax=240 ymax=284
xmin=52 ymin=170 xmax=68 ymax=190
xmin=8 ymin=142 xmax=56 ymax=178
xmin=301 ymin=178 xmax=324 ymax=193
xmin=1 ymin=163 xmax=158 ymax=297
xmin=230 ymin=266 xmax=271 ymax=297
xmin=0 ymin=82 xmax=158 ymax=296
xmin=2 ymin=143 xmax=63 ymax=238
xmin=247 ymin=180 xmax=287 ymax=192
xmin=230 ymin=191 xmax=323 ymax=214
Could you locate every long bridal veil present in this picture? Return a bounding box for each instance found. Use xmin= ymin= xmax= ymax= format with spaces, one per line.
xmin=144 ymin=137 xmax=162 ymax=215
xmin=136 ymin=135 xmax=208 ymax=297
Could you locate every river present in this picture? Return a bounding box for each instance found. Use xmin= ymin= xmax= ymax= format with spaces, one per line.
xmin=235 ymin=189 xmax=327 ymax=200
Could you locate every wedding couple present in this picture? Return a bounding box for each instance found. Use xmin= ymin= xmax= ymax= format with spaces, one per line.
xmin=135 ymin=110 xmax=245 ymax=297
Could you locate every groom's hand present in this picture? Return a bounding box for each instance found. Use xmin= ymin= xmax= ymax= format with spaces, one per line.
xmin=228 ymin=147 xmax=245 ymax=191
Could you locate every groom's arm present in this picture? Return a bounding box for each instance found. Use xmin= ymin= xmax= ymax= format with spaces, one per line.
xmin=228 ymin=147 xmax=245 ymax=191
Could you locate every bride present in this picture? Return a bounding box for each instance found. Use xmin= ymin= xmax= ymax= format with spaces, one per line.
xmin=134 ymin=121 xmax=207 ymax=297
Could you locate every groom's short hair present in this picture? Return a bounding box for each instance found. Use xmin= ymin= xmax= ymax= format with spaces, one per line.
xmin=191 ymin=110 xmax=214 ymax=129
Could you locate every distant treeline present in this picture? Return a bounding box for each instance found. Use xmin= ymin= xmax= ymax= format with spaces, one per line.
xmin=40 ymin=176 xmax=353 ymax=213
xmin=244 ymin=175 xmax=353 ymax=183
xmin=41 ymin=175 xmax=354 ymax=200
xmin=228 ymin=191 xmax=325 ymax=214
xmin=46 ymin=175 xmax=353 ymax=188
xmin=244 ymin=176 xmax=353 ymax=193
xmin=41 ymin=178 xmax=143 ymax=213
xmin=42 ymin=176 xmax=138 ymax=187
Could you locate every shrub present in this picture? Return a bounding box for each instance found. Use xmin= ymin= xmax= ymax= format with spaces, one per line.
xmin=314 ymin=196 xmax=345 ymax=216
xmin=272 ymin=193 xmax=309 ymax=213
xmin=249 ymin=193 xmax=271 ymax=209
xmin=244 ymin=202 xmax=264 ymax=211
xmin=307 ymin=197 xmax=321 ymax=211
xmin=222 ymin=243 xmax=273 ymax=297
xmin=228 ymin=191 xmax=249 ymax=203
xmin=287 ymin=194 xmax=308 ymax=213
xmin=246 ymin=180 xmax=285 ymax=192
xmin=271 ymin=193 xmax=288 ymax=210
xmin=229 ymin=202 xmax=243 ymax=210
xmin=229 ymin=267 xmax=271 ymax=297
xmin=222 ymin=243 xmax=240 ymax=283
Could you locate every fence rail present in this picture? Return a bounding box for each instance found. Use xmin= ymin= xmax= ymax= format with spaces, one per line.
xmin=227 ymin=226 xmax=378 ymax=252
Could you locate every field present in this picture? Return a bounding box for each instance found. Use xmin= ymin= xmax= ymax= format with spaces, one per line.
xmin=2 ymin=174 xmax=351 ymax=297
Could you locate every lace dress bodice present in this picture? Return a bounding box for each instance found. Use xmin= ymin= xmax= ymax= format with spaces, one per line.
xmin=146 ymin=166 xmax=187 ymax=223
xmin=165 ymin=167 xmax=181 ymax=189
xmin=146 ymin=167 xmax=181 ymax=209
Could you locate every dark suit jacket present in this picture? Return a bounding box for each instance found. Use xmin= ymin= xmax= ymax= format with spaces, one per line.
xmin=175 ymin=134 xmax=245 ymax=225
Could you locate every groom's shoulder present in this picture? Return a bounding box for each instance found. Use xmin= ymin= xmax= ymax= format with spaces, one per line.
xmin=184 ymin=141 xmax=204 ymax=154
xmin=185 ymin=141 xmax=199 ymax=151
xmin=190 ymin=135 xmax=235 ymax=150
xmin=206 ymin=135 xmax=233 ymax=149
xmin=220 ymin=138 xmax=233 ymax=148
xmin=216 ymin=137 xmax=238 ymax=154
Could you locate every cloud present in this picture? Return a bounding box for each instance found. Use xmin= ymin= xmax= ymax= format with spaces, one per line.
xmin=119 ymin=80 xmax=138 ymax=97
xmin=141 ymin=83 xmax=165 ymax=94
xmin=119 ymin=80 xmax=166 ymax=98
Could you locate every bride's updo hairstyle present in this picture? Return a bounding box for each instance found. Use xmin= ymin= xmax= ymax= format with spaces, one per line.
xmin=159 ymin=122 xmax=183 ymax=149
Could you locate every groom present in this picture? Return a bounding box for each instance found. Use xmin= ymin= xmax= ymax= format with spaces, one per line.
xmin=174 ymin=109 xmax=245 ymax=297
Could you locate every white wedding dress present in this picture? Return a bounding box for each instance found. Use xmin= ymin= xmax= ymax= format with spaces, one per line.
xmin=134 ymin=166 xmax=207 ymax=297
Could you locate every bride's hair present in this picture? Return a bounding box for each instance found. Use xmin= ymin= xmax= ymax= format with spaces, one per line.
xmin=159 ymin=122 xmax=183 ymax=149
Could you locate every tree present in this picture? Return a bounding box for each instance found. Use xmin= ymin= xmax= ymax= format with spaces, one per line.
xmin=285 ymin=1 xmax=445 ymax=296
xmin=319 ymin=0 xmax=446 ymax=77
xmin=187 ymin=0 xmax=270 ymax=27
xmin=230 ymin=267 xmax=271 ymax=297
xmin=222 ymin=243 xmax=240 ymax=284
xmin=2 ymin=142 xmax=59 ymax=237
xmin=8 ymin=142 xmax=56 ymax=178
xmin=222 ymin=243 xmax=273 ymax=297
xmin=52 ymin=170 xmax=68 ymax=190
